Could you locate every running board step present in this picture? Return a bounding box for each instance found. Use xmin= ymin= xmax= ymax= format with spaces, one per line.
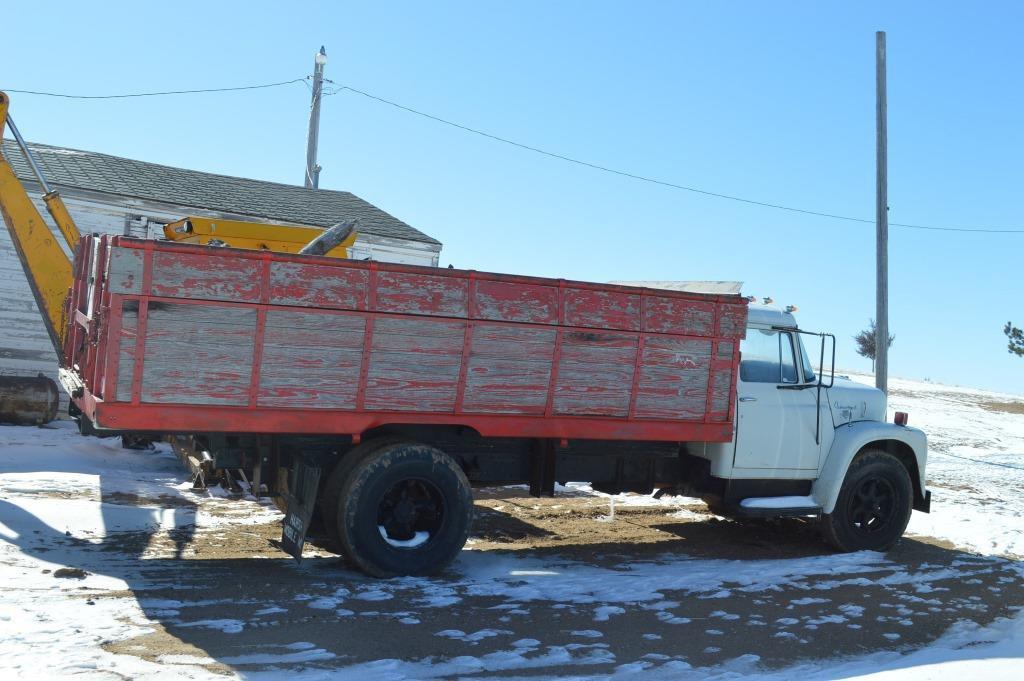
xmin=736 ymin=495 xmax=822 ymax=518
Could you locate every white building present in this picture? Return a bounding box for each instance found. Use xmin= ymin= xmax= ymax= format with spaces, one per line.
xmin=0 ymin=139 xmax=443 ymax=388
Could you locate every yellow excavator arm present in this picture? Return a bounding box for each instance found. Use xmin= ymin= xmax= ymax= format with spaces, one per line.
xmin=0 ymin=92 xmax=78 ymax=357
xmin=0 ymin=89 xmax=358 ymax=367
xmin=0 ymin=90 xmax=360 ymax=424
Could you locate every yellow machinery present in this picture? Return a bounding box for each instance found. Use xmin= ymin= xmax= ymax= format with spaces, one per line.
xmin=0 ymin=92 xmax=79 ymax=355
xmin=0 ymin=90 xmax=355 ymax=422
xmin=163 ymin=216 xmax=355 ymax=258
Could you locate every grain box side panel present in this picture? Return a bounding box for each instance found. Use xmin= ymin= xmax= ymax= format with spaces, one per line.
xmin=258 ymin=310 xmax=366 ymax=409
xmin=364 ymin=317 xmax=465 ymax=412
xmin=269 ymin=261 xmax=369 ymax=311
xmin=634 ymin=336 xmax=712 ymax=420
xmin=563 ymin=288 xmax=640 ymax=332
xmin=461 ymin=324 xmax=555 ymax=414
xmin=149 ymin=251 xmax=261 ymax=304
xmin=139 ymin=303 xmax=257 ymax=405
xmin=474 ymin=279 xmax=558 ymax=324
xmin=375 ymin=271 xmax=468 ymax=317
xmin=717 ymin=302 xmax=748 ymax=340
xmin=553 ymin=330 xmax=638 ymax=417
xmin=644 ymin=296 xmax=716 ymax=337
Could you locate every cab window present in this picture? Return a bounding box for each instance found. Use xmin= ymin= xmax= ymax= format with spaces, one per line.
xmin=798 ymin=336 xmax=817 ymax=383
xmin=740 ymin=329 xmax=799 ymax=384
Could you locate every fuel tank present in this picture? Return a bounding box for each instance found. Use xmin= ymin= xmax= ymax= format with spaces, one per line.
xmin=0 ymin=374 xmax=60 ymax=425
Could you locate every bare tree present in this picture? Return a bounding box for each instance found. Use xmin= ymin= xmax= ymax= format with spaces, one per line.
xmin=1005 ymin=322 xmax=1024 ymax=357
xmin=854 ymin=319 xmax=895 ymax=372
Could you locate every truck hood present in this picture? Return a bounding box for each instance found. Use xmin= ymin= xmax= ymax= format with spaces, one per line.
xmin=826 ymin=376 xmax=887 ymax=427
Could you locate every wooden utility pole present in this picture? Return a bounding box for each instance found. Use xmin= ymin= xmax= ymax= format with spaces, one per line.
xmin=304 ymin=46 xmax=327 ymax=189
xmin=875 ymin=31 xmax=888 ymax=393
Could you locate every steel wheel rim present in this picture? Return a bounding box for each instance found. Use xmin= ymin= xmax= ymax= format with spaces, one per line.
xmin=376 ymin=477 xmax=445 ymax=548
xmin=846 ymin=475 xmax=897 ymax=536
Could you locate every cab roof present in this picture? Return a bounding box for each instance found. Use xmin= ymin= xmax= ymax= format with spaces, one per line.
xmin=746 ymin=306 xmax=798 ymax=329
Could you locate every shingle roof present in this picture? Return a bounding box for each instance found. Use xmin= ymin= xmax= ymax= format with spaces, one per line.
xmin=1 ymin=139 xmax=440 ymax=246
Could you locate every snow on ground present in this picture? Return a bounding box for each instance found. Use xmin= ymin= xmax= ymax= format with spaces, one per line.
xmin=0 ymin=374 xmax=1022 ymax=679
xmin=850 ymin=372 xmax=1024 ymax=558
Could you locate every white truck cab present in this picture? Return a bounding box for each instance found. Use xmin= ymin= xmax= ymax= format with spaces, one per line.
xmin=684 ymin=306 xmax=930 ymax=552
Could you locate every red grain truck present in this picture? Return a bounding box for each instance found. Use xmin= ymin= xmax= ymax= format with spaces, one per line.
xmin=61 ymin=234 xmax=746 ymax=575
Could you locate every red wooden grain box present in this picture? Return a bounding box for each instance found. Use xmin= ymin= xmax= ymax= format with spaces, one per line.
xmin=63 ymin=235 xmax=747 ymax=442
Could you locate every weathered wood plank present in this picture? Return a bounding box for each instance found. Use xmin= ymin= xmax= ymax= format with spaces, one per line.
xmin=644 ymin=296 xmax=715 ymax=337
xmin=552 ymin=366 xmax=635 ymax=417
xmin=258 ymin=345 xmax=362 ymax=408
xmin=364 ymin=317 xmax=465 ymax=412
xmin=717 ymin=304 xmax=747 ymax=340
xmin=469 ymin=324 xmax=556 ymax=361
xmin=149 ymin=251 xmax=261 ymax=303
xmin=115 ymin=301 xmax=138 ymax=402
xmin=634 ymin=337 xmax=712 ymax=420
xmin=138 ymin=303 xmax=256 ymax=405
xmin=269 ymin=261 xmax=368 ymax=310
xmin=375 ymin=271 xmax=468 ymax=317
xmin=474 ymin=279 xmax=558 ymax=324
xmin=709 ymin=368 xmax=733 ymax=417
xmin=550 ymin=330 xmax=637 ymax=417
xmin=106 ymin=247 xmax=144 ymax=295
xmin=563 ymin=288 xmax=640 ymax=332
xmin=462 ymin=358 xmax=552 ymax=414
xmin=262 ymin=310 xmax=365 ymax=348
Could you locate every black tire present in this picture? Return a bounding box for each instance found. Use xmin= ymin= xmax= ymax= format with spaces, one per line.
xmin=335 ymin=441 xmax=472 ymax=577
xmin=318 ymin=437 xmax=406 ymax=543
xmin=820 ymin=449 xmax=913 ymax=552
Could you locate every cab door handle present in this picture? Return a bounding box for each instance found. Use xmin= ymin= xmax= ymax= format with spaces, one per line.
xmin=738 ymin=396 xmax=757 ymax=402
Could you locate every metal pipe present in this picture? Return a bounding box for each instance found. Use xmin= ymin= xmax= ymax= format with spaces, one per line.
xmin=299 ymin=218 xmax=358 ymax=256
xmin=5 ymin=114 xmax=52 ymax=194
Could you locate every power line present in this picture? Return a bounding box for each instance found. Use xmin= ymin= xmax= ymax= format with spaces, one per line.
xmin=2 ymin=78 xmax=308 ymax=100
xmin=7 ymin=77 xmax=1024 ymax=234
xmin=328 ymin=81 xmax=1024 ymax=235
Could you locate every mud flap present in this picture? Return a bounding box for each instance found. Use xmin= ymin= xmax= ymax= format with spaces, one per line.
xmin=281 ymin=455 xmax=322 ymax=561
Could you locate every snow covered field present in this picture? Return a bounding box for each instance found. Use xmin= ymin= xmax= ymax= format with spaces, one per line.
xmin=0 ymin=373 xmax=1021 ymax=679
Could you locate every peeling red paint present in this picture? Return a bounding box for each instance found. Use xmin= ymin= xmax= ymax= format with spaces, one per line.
xmin=65 ymin=235 xmax=748 ymax=443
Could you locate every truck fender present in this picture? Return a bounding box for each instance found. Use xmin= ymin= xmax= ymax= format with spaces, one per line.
xmin=812 ymin=421 xmax=928 ymax=514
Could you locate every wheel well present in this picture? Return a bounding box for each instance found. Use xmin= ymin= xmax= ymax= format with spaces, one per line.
xmin=859 ymin=439 xmax=924 ymax=507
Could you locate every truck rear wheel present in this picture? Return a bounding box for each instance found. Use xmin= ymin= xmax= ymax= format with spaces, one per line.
xmin=334 ymin=441 xmax=472 ymax=577
xmin=820 ymin=449 xmax=912 ymax=552
xmin=318 ymin=437 xmax=405 ymax=542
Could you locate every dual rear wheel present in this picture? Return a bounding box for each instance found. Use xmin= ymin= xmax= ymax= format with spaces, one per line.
xmin=320 ymin=440 xmax=473 ymax=577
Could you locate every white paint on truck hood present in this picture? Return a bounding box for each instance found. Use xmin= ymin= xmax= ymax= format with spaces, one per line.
xmin=827 ymin=375 xmax=887 ymax=427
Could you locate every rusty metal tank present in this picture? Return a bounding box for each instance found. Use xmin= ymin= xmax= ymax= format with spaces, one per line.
xmin=0 ymin=374 xmax=60 ymax=425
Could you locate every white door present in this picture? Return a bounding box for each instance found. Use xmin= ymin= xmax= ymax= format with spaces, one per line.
xmin=733 ymin=328 xmax=820 ymax=471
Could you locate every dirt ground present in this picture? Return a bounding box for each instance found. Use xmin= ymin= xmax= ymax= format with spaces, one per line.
xmin=78 ymin=487 xmax=1024 ymax=677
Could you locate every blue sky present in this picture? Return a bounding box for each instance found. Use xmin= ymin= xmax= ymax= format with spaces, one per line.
xmin=3 ymin=1 xmax=1022 ymax=394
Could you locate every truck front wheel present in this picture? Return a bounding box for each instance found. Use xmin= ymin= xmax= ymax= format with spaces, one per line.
xmin=820 ymin=449 xmax=913 ymax=552
xmin=335 ymin=441 xmax=472 ymax=577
